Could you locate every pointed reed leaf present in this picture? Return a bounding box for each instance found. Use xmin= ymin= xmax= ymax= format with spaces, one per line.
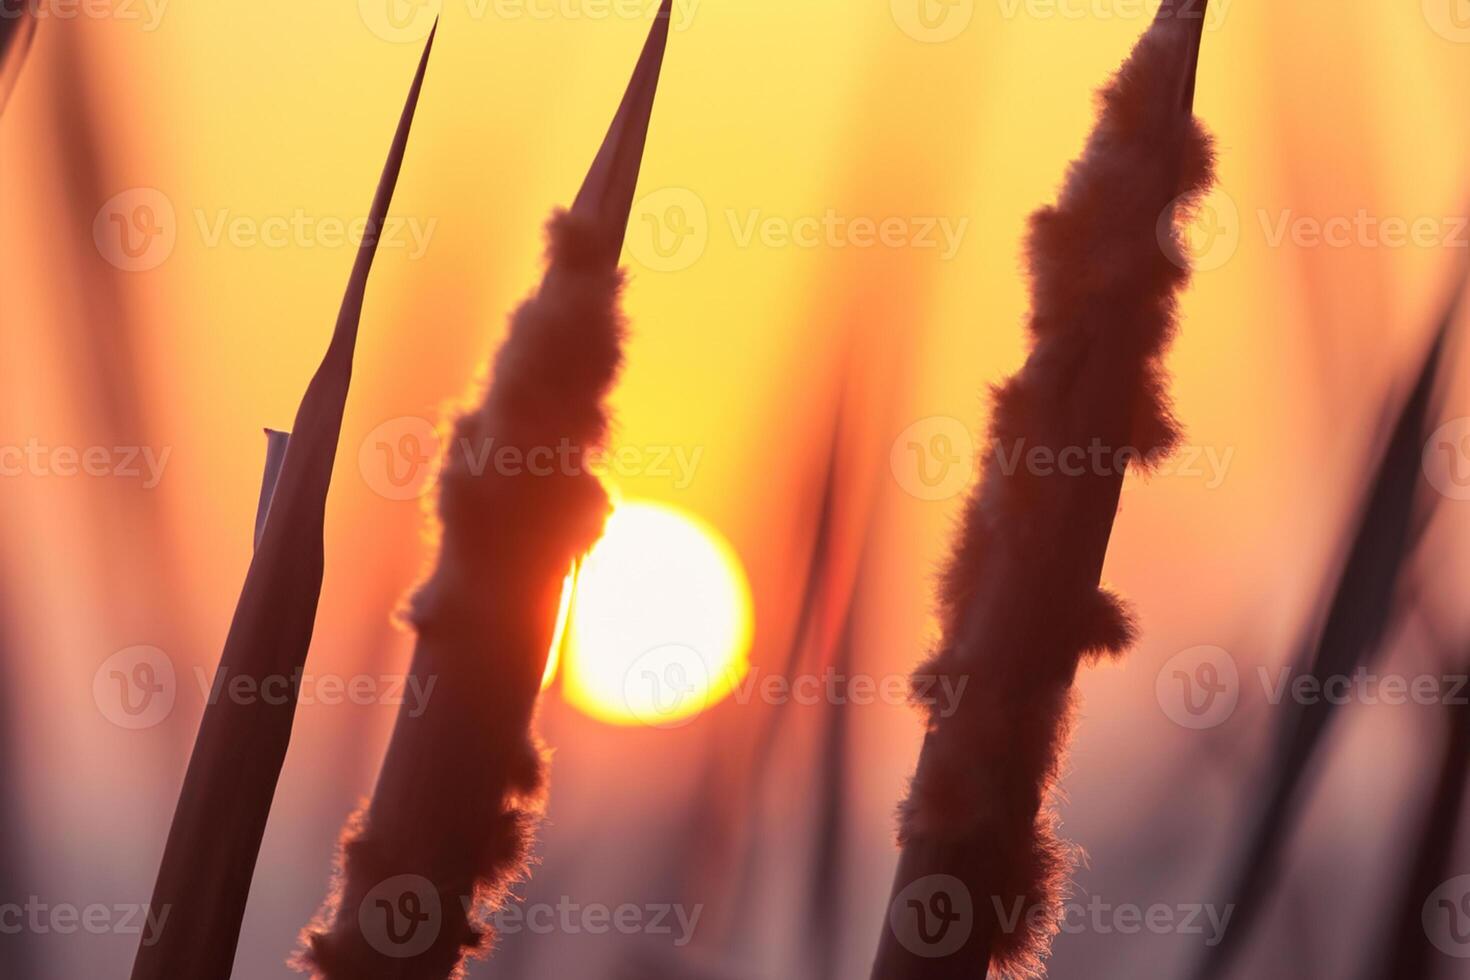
xmin=296 ymin=8 xmax=672 ymax=977
xmin=871 ymin=5 xmax=1214 ymax=978
xmin=128 ymin=29 xmax=436 ymax=980
xmin=1192 ymin=265 xmax=1466 ymax=980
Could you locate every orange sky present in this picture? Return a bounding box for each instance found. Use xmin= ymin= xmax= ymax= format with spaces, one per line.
xmin=3 ymin=2 xmax=1470 ymax=976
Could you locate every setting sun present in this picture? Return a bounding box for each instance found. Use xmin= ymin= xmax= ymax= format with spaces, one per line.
xmin=560 ymin=500 xmax=753 ymax=727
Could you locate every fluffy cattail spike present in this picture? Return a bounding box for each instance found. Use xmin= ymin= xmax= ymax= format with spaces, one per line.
xmin=296 ymin=19 xmax=670 ymax=980
xmin=872 ymin=8 xmax=1213 ymax=980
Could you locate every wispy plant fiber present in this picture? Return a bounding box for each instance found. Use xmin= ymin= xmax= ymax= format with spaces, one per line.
xmin=873 ymin=5 xmax=1213 ymax=978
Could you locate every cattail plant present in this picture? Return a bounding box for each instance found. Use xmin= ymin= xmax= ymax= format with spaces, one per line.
xmin=1192 ymin=263 xmax=1466 ymax=980
xmin=871 ymin=5 xmax=1213 ymax=978
xmin=128 ymin=30 xmax=436 ymax=980
xmin=0 ymin=0 xmax=35 ymax=113
xmin=295 ymin=6 xmax=673 ymax=978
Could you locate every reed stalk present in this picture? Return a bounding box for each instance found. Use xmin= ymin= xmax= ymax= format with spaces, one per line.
xmin=872 ymin=5 xmax=1212 ymax=977
xmin=296 ymin=8 xmax=673 ymax=978
xmin=128 ymin=30 xmax=436 ymax=980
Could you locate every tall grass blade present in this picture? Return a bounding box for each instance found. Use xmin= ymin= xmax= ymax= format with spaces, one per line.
xmin=129 ymin=29 xmax=436 ymax=980
xmin=871 ymin=5 xmax=1214 ymax=978
xmin=1192 ymin=266 xmax=1466 ymax=980
xmin=296 ymin=8 xmax=672 ymax=977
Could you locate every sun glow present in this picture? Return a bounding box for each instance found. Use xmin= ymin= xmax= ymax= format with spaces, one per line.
xmin=560 ymin=500 xmax=753 ymax=727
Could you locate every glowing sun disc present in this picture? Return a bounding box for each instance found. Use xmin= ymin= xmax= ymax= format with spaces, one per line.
xmin=562 ymin=500 xmax=752 ymax=727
